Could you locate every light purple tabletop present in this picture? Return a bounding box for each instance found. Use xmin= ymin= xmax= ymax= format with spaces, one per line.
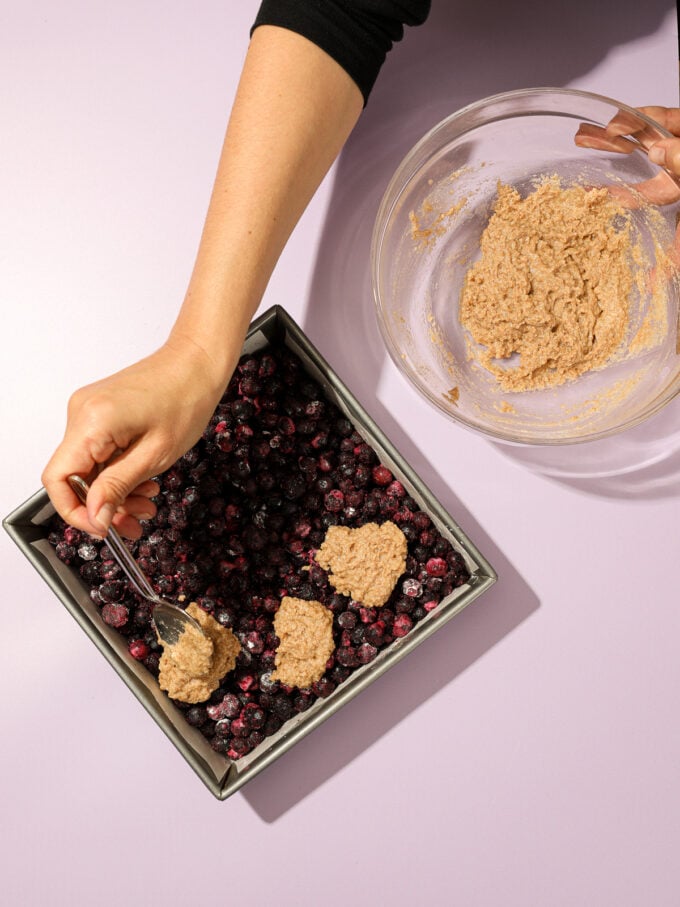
xmin=2 ymin=2 xmax=679 ymax=905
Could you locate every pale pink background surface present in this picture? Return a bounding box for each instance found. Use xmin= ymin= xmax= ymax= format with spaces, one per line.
xmin=2 ymin=2 xmax=679 ymax=905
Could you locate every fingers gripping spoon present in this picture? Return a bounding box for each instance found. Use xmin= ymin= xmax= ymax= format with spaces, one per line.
xmin=67 ymin=475 xmax=209 ymax=646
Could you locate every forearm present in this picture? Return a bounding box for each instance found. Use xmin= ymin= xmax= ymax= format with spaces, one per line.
xmin=169 ymin=25 xmax=364 ymax=388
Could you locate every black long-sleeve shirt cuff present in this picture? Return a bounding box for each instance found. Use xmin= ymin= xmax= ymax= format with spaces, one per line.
xmin=251 ymin=0 xmax=431 ymax=105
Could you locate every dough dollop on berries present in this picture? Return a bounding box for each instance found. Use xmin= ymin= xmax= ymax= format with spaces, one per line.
xmin=315 ymin=521 xmax=407 ymax=608
xmin=158 ymin=603 xmax=240 ymax=704
xmin=272 ymin=596 xmax=335 ymax=689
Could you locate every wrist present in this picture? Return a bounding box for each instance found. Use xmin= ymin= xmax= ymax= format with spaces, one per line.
xmin=163 ymin=328 xmax=240 ymax=401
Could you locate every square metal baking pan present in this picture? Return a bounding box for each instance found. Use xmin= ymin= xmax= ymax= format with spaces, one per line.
xmin=4 ymin=305 xmax=497 ymax=799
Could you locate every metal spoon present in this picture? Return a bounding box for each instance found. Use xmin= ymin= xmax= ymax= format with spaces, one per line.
xmin=67 ymin=474 xmax=208 ymax=646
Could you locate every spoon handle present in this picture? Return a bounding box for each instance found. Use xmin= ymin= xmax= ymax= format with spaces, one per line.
xmin=67 ymin=475 xmax=160 ymax=603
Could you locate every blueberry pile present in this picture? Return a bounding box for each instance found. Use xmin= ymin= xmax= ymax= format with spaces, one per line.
xmin=48 ymin=344 xmax=470 ymax=760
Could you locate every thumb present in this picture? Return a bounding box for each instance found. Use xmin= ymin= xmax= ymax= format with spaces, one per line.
xmin=648 ymin=138 xmax=680 ymax=176
xmin=86 ymin=443 xmax=159 ymax=533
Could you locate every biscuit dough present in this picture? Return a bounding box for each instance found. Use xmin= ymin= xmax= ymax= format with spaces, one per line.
xmin=272 ymin=596 xmax=335 ymax=689
xmin=459 ymin=177 xmax=633 ymax=391
xmin=315 ymin=521 xmax=407 ymax=608
xmin=158 ymin=602 xmax=240 ymax=704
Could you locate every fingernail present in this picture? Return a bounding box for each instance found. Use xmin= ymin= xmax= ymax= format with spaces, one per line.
xmin=93 ymin=502 xmax=115 ymax=532
xmin=648 ymin=145 xmax=665 ymax=165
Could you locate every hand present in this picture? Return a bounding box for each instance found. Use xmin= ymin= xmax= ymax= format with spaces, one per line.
xmin=42 ymin=337 xmax=229 ymax=539
xmin=574 ymin=106 xmax=680 ymax=206
xmin=639 ymin=106 xmax=680 ymax=177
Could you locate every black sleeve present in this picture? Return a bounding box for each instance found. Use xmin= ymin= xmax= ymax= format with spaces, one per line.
xmin=251 ymin=0 xmax=432 ymax=105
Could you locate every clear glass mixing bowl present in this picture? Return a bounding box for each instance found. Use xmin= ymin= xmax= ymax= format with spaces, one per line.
xmin=371 ymin=88 xmax=680 ymax=444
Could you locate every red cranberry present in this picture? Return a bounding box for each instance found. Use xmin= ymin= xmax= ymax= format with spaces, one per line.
xmin=215 ymin=431 xmax=234 ymax=453
xmin=386 ymin=480 xmax=405 ymax=498
xmin=426 ymin=557 xmax=448 ymax=577
xmin=311 ymin=432 xmax=329 ymax=449
xmin=371 ymin=465 xmax=393 ymax=486
xmin=101 ymin=603 xmax=129 ymax=628
xmin=402 ymin=578 xmax=423 ymax=598
xmin=128 ymin=639 xmax=150 ymax=659
xmin=62 ymin=526 xmax=81 ymax=546
xmin=419 ymin=529 xmax=437 ymax=547
xmin=392 ymin=614 xmax=413 ymax=637
xmin=230 ymin=717 xmax=249 ymax=738
xmin=317 ymin=453 xmax=334 ymax=472
xmin=236 ymin=673 xmax=257 ymax=692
